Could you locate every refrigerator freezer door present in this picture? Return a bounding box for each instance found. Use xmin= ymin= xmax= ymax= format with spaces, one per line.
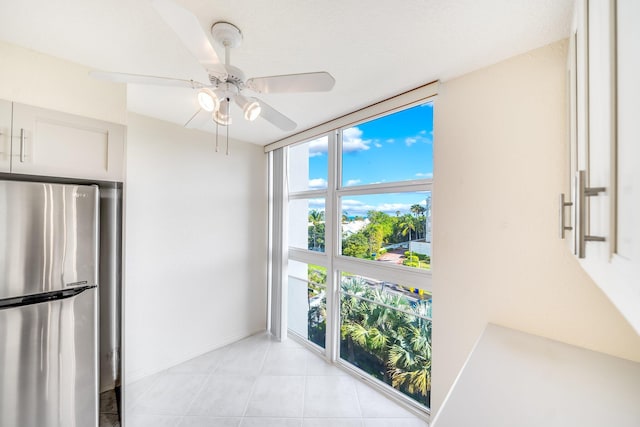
xmin=0 ymin=287 xmax=98 ymax=427
xmin=0 ymin=180 xmax=99 ymax=300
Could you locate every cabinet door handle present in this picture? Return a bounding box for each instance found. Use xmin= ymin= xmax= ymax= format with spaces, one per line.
xmin=576 ymin=170 xmax=606 ymax=258
xmin=559 ymin=193 xmax=573 ymax=239
xmin=19 ymin=128 xmax=25 ymax=163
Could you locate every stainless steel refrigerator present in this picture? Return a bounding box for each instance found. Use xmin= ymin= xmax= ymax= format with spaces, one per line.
xmin=0 ymin=180 xmax=99 ymax=427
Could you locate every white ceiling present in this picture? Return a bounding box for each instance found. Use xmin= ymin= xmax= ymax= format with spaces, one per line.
xmin=0 ymin=0 xmax=574 ymax=146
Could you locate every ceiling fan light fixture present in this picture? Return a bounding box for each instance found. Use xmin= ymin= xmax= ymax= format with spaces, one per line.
xmin=243 ymin=99 xmax=261 ymax=121
xmin=235 ymin=95 xmax=261 ymax=121
xmin=213 ymin=99 xmax=232 ymax=126
xmin=197 ymin=88 xmax=219 ymax=112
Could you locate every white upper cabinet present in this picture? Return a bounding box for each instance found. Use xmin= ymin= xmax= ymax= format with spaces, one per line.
xmin=0 ymin=100 xmax=11 ymax=173
xmin=567 ymin=0 xmax=640 ymax=334
xmin=9 ymin=102 xmax=125 ymax=181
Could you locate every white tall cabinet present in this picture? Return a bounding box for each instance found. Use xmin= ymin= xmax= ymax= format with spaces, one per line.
xmin=567 ymin=0 xmax=640 ymax=334
xmin=0 ymin=99 xmax=125 ymax=181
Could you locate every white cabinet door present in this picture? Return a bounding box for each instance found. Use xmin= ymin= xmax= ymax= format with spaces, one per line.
xmin=616 ymin=0 xmax=640 ymax=272
xmin=571 ymin=0 xmax=640 ymax=334
xmin=11 ymin=103 xmax=125 ymax=181
xmin=0 ymin=99 xmax=11 ymax=173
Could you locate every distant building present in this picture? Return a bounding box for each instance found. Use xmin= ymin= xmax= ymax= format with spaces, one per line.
xmin=410 ymin=239 xmax=431 ymax=256
xmin=341 ymin=219 xmax=369 ymax=236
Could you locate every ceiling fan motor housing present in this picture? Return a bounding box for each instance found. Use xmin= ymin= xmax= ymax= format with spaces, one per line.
xmin=223 ymin=65 xmax=245 ymax=86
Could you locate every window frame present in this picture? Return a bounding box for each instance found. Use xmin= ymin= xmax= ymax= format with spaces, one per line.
xmin=281 ymin=91 xmax=436 ymax=417
xmin=334 ymin=101 xmax=433 ymax=291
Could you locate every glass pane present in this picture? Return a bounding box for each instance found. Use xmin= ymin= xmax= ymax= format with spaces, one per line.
xmin=341 ymin=103 xmax=433 ymax=187
xmin=340 ymin=272 xmax=431 ymax=408
xmin=287 ymin=260 xmax=327 ymax=348
xmin=340 ymin=192 xmax=431 ymax=269
xmin=289 ymin=136 xmax=329 ymax=192
xmin=289 ymin=198 xmax=326 ymax=252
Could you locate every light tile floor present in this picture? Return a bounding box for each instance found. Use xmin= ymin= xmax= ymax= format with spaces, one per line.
xmin=126 ymin=333 xmax=428 ymax=427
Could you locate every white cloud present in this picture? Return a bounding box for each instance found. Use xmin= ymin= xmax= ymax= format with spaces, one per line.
xmin=341 ymin=199 xmax=373 ymax=214
xmin=375 ymin=203 xmax=414 ymax=213
xmin=308 ymin=136 xmax=328 ymax=156
xmin=341 ymin=199 xmax=416 ymax=216
xmin=345 ymin=179 xmax=361 ymax=186
xmin=404 ymin=132 xmax=433 ymax=147
xmin=308 ymin=178 xmax=327 ymax=190
xmin=342 ymin=127 xmax=371 ymax=153
xmin=308 ymin=198 xmax=326 ymax=210
xmin=374 ymin=142 xmax=382 ymax=148
xmin=386 ymin=138 xmax=395 ymax=144
xmin=415 ymin=172 xmax=433 ymax=178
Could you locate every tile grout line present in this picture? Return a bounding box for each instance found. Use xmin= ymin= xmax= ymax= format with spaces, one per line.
xmin=239 ymin=336 xmax=272 ymax=421
xmin=301 ymin=353 xmax=309 ymax=423
xmin=353 ymin=376 xmax=366 ymax=426
xmin=176 ymin=343 xmax=233 ymax=424
xmin=126 ymin=371 xmax=162 ymax=416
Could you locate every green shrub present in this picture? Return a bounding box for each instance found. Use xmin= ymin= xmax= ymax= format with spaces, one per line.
xmin=404 ymin=251 xmax=412 ymax=257
xmin=378 ymin=248 xmax=387 ymax=255
xmin=406 ymin=255 xmax=419 ymax=262
xmin=403 ymin=260 xmax=419 ymax=268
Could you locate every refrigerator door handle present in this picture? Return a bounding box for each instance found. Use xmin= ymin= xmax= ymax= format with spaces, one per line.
xmin=0 ymin=285 xmax=97 ymax=311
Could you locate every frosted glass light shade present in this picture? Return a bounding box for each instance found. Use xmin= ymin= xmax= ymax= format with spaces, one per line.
xmin=197 ymin=88 xmax=219 ymax=112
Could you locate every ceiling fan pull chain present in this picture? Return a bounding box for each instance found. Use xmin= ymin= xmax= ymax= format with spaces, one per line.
xmin=215 ymin=121 xmax=219 ymax=152
xmin=226 ymin=118 xmax=230 ymax=156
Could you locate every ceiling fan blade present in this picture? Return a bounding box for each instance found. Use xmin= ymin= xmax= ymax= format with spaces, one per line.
xmin=246 ymin=72 xmax=335 ymax=94
xmin=184 ymin=108 xmax=211 ymax=129
xmin=257 ymin=99 xmax=297 ymax=131
xmin=90 ymin=70 xmax=207 ymax=88
xmin=151 ymin=0 xmax=222 ymax=69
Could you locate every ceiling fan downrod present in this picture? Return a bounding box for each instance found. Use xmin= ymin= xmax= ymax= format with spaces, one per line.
xmin=210 ymin=22 xmax=242 ymax=67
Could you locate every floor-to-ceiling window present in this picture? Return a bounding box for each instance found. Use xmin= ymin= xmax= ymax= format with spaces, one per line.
xmin=279 ymin=87 xmax=435 ymax=413
xmin=287 ymin=135 xmax=330 ymax=349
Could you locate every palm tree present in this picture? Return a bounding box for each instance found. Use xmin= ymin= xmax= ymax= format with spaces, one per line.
xmin=308 ymin=210 xmax=325 ymax=251
xmin=308 ymin=209 xmax=324 ymax=224
xmin=410 ymin=204 xmax=426 ymax=238
xmin=387 ymin=322 xmax=432 ymax=402
xmin=410 ymin=204 xmax=425 ymax=218
xmin=424 ymin=196 xmax=432 ymax=241
xmin=340 ymin=277 xmax=432 ymax=405
xmin=400 ymin=215 xmax=416 ymax=242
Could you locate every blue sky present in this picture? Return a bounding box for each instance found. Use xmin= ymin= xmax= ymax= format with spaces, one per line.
xmin=306 ymin=102 xmax=433 ymax=217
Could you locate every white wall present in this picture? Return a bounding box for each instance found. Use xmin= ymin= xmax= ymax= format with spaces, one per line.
xmin=0 ymin=40 xmax=126 ymax=124
xmin=0 ymin=38 xmax=269 ymax=386
xmin=124 ymin=113 xmax=268 ymax=382
xmin=432 ymin=39 xmax=640 ymax=415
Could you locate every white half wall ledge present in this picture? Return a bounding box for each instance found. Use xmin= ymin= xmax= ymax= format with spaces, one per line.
xmin=431 ymin=323 xmax=640 ymax=427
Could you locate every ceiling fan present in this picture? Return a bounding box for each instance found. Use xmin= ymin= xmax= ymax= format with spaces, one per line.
xmin=90 ymin=0 xmax=335 ymax=140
